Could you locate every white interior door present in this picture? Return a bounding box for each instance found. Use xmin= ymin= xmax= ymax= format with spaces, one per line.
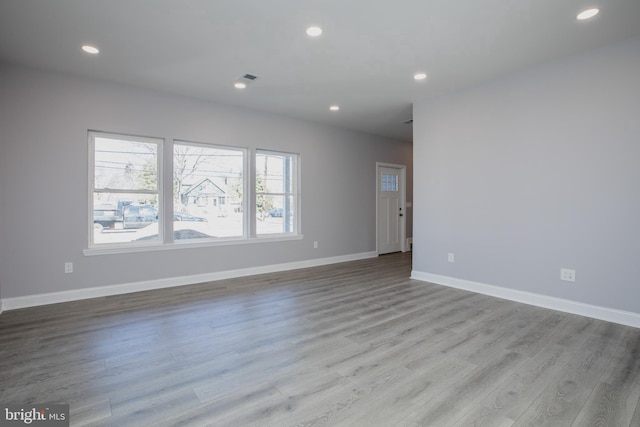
xmin=377 ymin=165 xmax=404 ymax=254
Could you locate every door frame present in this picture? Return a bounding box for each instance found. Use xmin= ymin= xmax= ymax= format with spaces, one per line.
xmin=376 ymin=162 xmax=407 ymax=254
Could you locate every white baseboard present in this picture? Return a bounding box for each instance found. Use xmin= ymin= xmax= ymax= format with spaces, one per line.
xmin=411 ymin=270 xmax=640 ymax=329
xmin=0 ymin=251 xmax=378 ymax=311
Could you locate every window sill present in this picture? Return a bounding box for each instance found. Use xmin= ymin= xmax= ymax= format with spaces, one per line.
xmin=83 ymin=234 xmax=304 ymax=256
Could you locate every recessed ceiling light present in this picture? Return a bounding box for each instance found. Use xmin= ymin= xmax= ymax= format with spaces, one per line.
xmin=234 ymin=82 xmax=247 ymax=89
xmin=81 ymin=45 xmax=99 ymax=54
xmin=306 ymin=26 xmax=323 ymax=37
xmin=329 ymin=105 xmax=340 ymax=111
xmin=577 ymin=8 xmax=599 ymax=20
xmin=414 ymin=73 xmax=427 ymax=81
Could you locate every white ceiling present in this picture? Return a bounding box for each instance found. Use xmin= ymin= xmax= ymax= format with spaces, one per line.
xmin=1 ymin=0 xmax=639 ymax=142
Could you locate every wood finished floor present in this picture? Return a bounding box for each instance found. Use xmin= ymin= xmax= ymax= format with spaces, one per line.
xmin=1 ymin=253 xmax=639 ymax=427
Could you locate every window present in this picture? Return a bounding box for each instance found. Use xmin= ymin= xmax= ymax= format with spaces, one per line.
xmin=381 ymin=173 xmax=398 ymax=192
xmin=173 ymin=141 xmax=245 ymax=241
xmin=256 ymin=150 xmax=299 ymax=235
xmin=89 ymin=131 xmax=301 ymax=250
xmin=90 ymin=132 xmax=162 ymax=245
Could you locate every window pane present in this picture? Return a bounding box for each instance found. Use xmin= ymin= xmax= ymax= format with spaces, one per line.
xmin=94 ymin=137 xmax=157 ymax=191
xmin=257 ymin=195 xmax=295 ymax=235
xmin=173 ymin=142 xmax=244 ymax=240
xmin=256 ymin=150 xmax=297 ymax=236
xmin=381 ymin=173 xmax=398 ymax=192
xmin=256 ymin=153 xmax=294 ymax=194
xmin=91 ymin=132 xmax=161 ymax=247
xmin=92 ymin=193 xmax=159 ymax=244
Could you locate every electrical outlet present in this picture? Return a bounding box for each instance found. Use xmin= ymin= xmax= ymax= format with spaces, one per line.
xmin=64 ymin=262 xmax=73 ymax=274
xmin=448 ymin=253 xmax=454 ymax=263
xmin=313 ymin=241 xmax=319 ymax=249
xmin=560 ymin=268 xmax=575 ymax=282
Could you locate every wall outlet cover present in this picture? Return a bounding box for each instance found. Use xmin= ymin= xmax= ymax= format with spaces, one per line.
xmin=560 ymin=268 xmax=575 ymax=282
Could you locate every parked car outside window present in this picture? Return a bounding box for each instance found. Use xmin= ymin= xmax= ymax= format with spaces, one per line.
xmin=267 ymin=208 xmax=283 ymax=217
xmin=173 ymin=212 xmax=207 ymax=222
xmin=123 ymin=205 xmax=158 ymax=229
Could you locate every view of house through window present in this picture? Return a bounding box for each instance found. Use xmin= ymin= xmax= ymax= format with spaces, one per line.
xmin=172 ymin=142 xmax=244 ymax=240
xmin=256 ymin=151 xmax=298 ymax=235
xmin=91 ymin=132 xmax=161 ymax=245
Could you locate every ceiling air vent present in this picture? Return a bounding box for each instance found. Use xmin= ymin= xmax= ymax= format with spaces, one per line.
xmin=234 ymin=73 xmax=259 ymax=89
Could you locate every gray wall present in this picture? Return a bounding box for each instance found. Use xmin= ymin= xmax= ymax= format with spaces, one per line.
xmin=0 ymin=64 xmax=412 ymax=300
xmin=413 ymin=35 xmax=640 ymax=314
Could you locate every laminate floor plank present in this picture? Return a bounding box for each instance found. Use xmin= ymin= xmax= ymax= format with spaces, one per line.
xmin=451 ymin=344 xmax=572 ymax=426
xmin=284 ymin=366 xmax=413 ymax=427
xmin=109 ymin=387 xmax=201 ymax=422
xmin=571 ymin=327 xmax=640 ymax=427
xmin=69 ymin=398 xmax=112 ymax=427
xmin=331 ymin=358 xmax=477 ymax=427
xmin=631 ymin=394 xmax=640 ymax=427
xmin=398 ymin=350 xmax=528 ymax=426
xmin=343 ymin=292 xmax=482 ymax=344
xmin=1 ymin=252 xmax=638 ymax=426
xmin=400 ymin=303 xmax=545 ymax=372
xmin=450 ymin=406 xmax=515 ymax=427
xmin=550 ymin=315 xmax=600 ymax=350
xmin=191 ymin=339 xmax=359 ymax=405
xmin=511 ymin=322 xmax=628 ymax=426
xmin=210 ymin=369 xmax=354 ymax=427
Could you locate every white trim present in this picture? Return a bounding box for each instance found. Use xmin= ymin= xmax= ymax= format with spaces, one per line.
xmin=411 ymin=270 xmax=640 ymax=329
xmin=0 ymin=251 xmax=377 ymax=311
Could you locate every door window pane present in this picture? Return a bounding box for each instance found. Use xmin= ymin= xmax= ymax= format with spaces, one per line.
xmin=381 ymin=173 xmax=398 ymax=192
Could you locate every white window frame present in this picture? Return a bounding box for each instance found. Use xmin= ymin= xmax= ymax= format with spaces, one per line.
xmin=88 ymin=131 xmax=163 ymax=248
xmin=84 ymin=133 xmax=304 ymax=256
xmin=255 ymin=149 xmax=301 ymax=237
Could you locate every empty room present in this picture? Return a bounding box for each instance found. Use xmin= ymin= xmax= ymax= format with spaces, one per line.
xmin=1 ymin=1 xmax=639 ymax=426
